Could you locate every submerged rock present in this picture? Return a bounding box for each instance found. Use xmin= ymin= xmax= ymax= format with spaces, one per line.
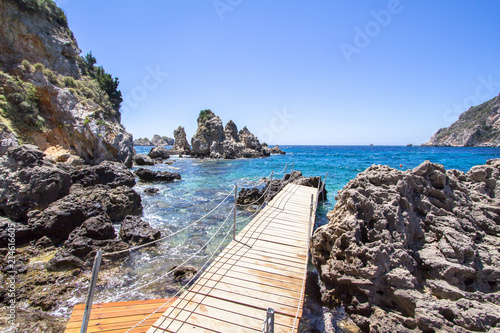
xmin=170 ymin=265 xmax=198 ymax=283
xmin=134 ymin=168 xmax=181 ymax=182
xmin=310 ymin=159 xmax=500 ymax=332
xmin=119 ymin=215 xmax=161 ymax=245
xmin=144 ymin=187 xmax=160 ymax=195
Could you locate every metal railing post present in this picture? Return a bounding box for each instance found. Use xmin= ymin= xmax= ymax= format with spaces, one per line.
xmin=80 ymin=250 xmax=102 ymax=333
xmin=321 ymin=172 xmax=329 ymax=201
xmin=283 ymin=164 xmax=287 ymax=175
xmin=308 ymin=194 xmax=314 ymax=237
xmin=262 ymin=308 xmax=275 ymax=333
xmin=233 ymin=185 xmax=237 ymax=240
xmin=290 ymin=161 xmax=295 ymax=173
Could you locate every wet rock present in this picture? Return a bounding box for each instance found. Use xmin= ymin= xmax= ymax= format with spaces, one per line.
xmin=0 ymin=145 xmax=72 ymax=222
xmin=133 ymin=154 xmax=155 ymax=166
xmin=237 ymin=187 xmax=267 ymax=206
xmin=144 ymin=187 xmax=160 ymax=195
xmin=171 ymin=265 xmax=198 ymax=283
xmin=29 ymin=185 xmax=142 ymax=243
xmin=71 ymin=161 xmax=136 ymax=188
xmin=134 ymin=168 xmax=181 ymax=182
xmin=119 ymin=216 xmax=161 ymax=245
xmin=148 ymin=146 xmax=170 ymax=160
xmin=310 ymin=160 xmax=500 ymax=332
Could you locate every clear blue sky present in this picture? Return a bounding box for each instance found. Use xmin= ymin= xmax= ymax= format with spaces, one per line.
xmin=56 ymin=0 xmax=500 ymax=145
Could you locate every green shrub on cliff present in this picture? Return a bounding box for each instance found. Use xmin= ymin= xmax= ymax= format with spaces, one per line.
xmin=78 ymin=52 xmax=123 ymax=111
xmin=199 ymin=109 xmax=214 ymax=122
xmin=0 ymin=71 xmax=44 ymax=138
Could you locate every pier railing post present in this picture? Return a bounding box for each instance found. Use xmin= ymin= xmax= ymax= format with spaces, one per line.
xmin=308 ymin=194 xmax=314 ymax=238
xmin=233 ymin=185 xmax=237 ymax=240
xmin=80 ymin=250 xmax=102 ymax=333
xmin=262 ymin=308 xmax=275 ymax=333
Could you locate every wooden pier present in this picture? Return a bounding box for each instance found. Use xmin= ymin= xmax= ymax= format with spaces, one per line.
xmin=148 ymin=183 xmax=318 ymax=332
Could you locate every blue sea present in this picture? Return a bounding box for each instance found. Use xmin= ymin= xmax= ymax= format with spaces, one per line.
xmin=72 ymin=145 xmax=500 ymax=307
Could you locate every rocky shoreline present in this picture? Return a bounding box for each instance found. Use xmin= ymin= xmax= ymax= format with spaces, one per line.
xmin=311 ymin=160 xmax=500 ymax=332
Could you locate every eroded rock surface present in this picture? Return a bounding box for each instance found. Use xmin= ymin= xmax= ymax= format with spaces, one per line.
xmin=310 ymin=160 xmax=500 ymax=332
xmin=134 ymin=168 xmax=181 ymax=182
xmin=119 ymin=215 xmax=161 ymax=245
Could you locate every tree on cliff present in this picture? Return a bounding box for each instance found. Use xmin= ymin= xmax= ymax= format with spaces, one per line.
xmin=79 ymin=52 xmax=123 ymax=110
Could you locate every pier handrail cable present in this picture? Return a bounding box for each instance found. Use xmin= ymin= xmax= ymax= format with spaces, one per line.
xmin=124 ymin=217 xmax=235 ymax=333
xmin=127 ymin=204 xmax=235 ymax=293
xmin=102 ymin=187 xmax=235 ymax=257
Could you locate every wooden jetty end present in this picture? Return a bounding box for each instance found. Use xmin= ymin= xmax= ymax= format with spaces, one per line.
xmin=148 ymin=183 xmax=318 ymax=332
xmin=65 ymin=298 xmax=177 ymax=333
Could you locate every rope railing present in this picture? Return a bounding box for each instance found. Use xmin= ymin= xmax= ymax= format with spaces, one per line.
xmin=102 ymin=188 xmax=235 ymax=257
xmin=80 ymin=162 xmax=297 ymax=332
xmin=125 ymin=205 xmax=235 ymax=294
xmin=124 ymin=217 xmax=236 ymax=333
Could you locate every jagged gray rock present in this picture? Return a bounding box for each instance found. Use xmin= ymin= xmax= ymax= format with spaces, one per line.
xmin=119 ymin=215 xmax=161 ymax=245
xmin=169 ymin=126 xmax=192 ymax=155
xmin=0 ymin=145 xmax=72 ymax=222
xmin=134 ymin=168 xmax=181 ymax=182
xmin=133 ymin=137 xmax=154 ymax=146
xmin=133 ymin=154 xmax=155 ymax=166
xmin=71 ymin=161 xmax=136 ymax=188
xmin=29 ymin=184 xmax=142 ymax=243
xmin=191 ymin=110 xmax=225 ymax=156
xmin=148 ymin=146 xmax=170 ymax=160
xmin=310 ymin=160 xmax=500 ymax=332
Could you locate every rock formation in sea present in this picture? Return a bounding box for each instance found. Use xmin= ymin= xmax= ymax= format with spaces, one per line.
xmin=169 ymin=126 xmax=192 ymax=155
xmin=0 ymin=0 xmax=134 ymax=166
xmin=190 ymin=109 xmax=277 ymax=158
xmin=425 ymin=93 xmax=500 ymax=147
xmin=310 ymin=160 xmax=500 ymax=332
xmin=151 ymin=134 xmax=174 ymax=146
xmin=133 ymin=137 xmax=154 ymax=146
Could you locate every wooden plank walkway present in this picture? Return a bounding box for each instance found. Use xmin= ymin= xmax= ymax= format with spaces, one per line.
xmin=65 ymin=298 xmax=177 ymax=333
xmin=148 ymin=183 xmax=318 ymax=333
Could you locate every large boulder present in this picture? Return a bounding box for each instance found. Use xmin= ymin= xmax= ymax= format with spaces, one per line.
xmin=134 ymin=168 xmax=181 ymax=182
xmin=29 ymin=184 xmax=142 ymax=243
xmin=170 ymin=126 xmax=192 ymax=155
xmin=310 ymin=160 xmax=500 ymax=332
xmin=148 ymin=146 xmax=170 ymax=160
xmin=0 ymin=217 xmax=35 ymax=247
xmin=119 ymin=215 xmax=161 ymax=245
xmin=133 ymin=154 xmax=155 ymax=166
xmin=71 ymin=161 xmax=136 ymax=188
xmin=0 ymin=145 xmax=72 ymax=222
xmin=48 ymin=215 xmax=127 ymax=269
xmin=224 ymin=120 xmax=239 ymax=142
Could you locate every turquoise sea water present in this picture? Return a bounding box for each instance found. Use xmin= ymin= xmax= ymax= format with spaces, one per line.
xmin=77 ymin=145 xmax=500 ymax=307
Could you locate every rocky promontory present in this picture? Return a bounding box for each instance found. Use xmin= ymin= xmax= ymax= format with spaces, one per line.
xmin=310 ymin=160 xmax=500 ymax=332
xmin=425 ymin=93 xmax=500 ymax=147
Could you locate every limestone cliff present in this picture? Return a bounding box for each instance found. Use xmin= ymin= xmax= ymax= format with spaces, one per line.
xmin=0 ymin=0 xmax=134 ymax=166
xmin=425 ymin=93 xmax=500 ymax=147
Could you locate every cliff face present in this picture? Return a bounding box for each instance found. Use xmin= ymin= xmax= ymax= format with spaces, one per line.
xmin=311 ymin=160 xmax=500 ymax=332
xmin=425 ymin=93 xmax=500 ymax=147
xmin=0 ymin=0 xmax=134 ymax=166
